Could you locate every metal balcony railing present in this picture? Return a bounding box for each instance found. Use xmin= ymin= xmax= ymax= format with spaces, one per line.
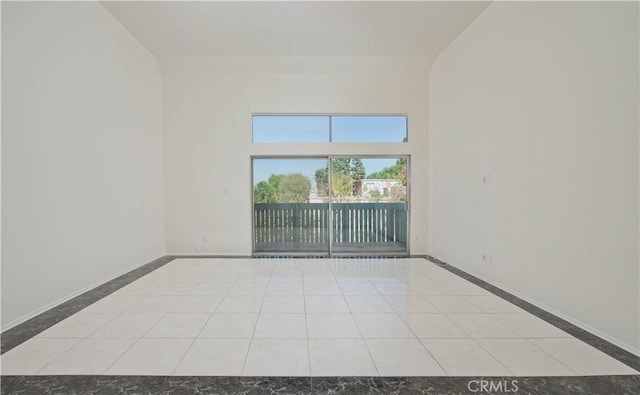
xmin=254 ymin=203 xmax=407 ymax=253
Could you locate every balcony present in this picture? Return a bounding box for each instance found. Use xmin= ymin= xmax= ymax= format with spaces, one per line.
xmin=254 ymin=202 xmax=407 ymax=254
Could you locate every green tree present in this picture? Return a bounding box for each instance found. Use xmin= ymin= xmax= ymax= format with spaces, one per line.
xmin=254 ymin=173 xmax=312 ymax=203
xmin=277 ymin=173 xmax=311 ymax=203
xmin=331 ymin=172 xmax=352 ymax=200
xmin=253 ymin=181 xmax=277 ymax=203
xmin=331 ymin=158 xmax=366 ymax=179
xmin=350 ymin=159 xmax=365 ymax=196
xmin=268 ymin=174 xmax=285 ymax=190
xmin=366 ymin=160 xmax=407 ymax=186
xmin=314 ymin=167 xmax=329 ymax=197
xmin=332 ymin=159 xmax=351 ymax=176
xmin=351 ymin=159 xmax=365 ymax=180
xmin=396 ymin=165 xmax=407 ymax=186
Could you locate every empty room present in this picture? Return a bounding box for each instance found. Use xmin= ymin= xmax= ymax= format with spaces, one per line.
xmin=1 ymin=1 xmax=638 ymax=394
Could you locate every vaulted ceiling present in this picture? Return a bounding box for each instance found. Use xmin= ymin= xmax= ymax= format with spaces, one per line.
xmin=101 ymin=1 xmax=490 ymax=57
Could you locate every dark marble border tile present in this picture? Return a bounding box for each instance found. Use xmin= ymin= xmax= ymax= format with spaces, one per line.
xmin=1 ymin=376 xmax=639 ymax=395
xmin=425 ymin=255 xmax=640 ymax=372
xmin=0 ymin=376 xmax=312 ymax=395
xmin=1 ymin=255 xmax=420 ymax=355
xmin=311 ymin=376 xmax=640 ymax=395
xmin=1 ymin=256 xmax=176 ymax=354
xmin=2 ymin=255 xmax=639 ymax=395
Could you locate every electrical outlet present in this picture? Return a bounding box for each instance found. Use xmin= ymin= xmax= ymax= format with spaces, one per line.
xmin=482 ymin=174 xmax=492 ymax=184
xmin=482 ymin=254 xmax=492 ymax=263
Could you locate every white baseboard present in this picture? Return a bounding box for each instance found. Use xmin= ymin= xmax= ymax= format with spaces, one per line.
xmin=444 ymin=261 xmax=640 ymax=357
xmin=1 ymin=254 xmax=165 ymax=333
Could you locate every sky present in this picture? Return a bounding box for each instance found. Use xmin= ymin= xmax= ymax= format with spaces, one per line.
xmin=252 ymin=115 xmax=407 ymax=143
xmin=252 ymin=115 xmax=407 ymax=187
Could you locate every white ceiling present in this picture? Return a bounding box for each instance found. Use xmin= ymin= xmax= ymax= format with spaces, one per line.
xmin=101 ymin=1 xmax=490 ymax=57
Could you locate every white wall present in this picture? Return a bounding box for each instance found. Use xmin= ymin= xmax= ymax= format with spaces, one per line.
xmin=429 ymin=2 xmax=639 ymax=353
xmin=162 ymin=56 xmax=430 ymax=255
xmin=1 ymin=2 xmax=165 ymax=328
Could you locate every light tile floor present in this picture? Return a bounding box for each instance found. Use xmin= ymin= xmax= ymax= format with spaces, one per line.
xmin=1 ymin=258 xmax=638 ymax=377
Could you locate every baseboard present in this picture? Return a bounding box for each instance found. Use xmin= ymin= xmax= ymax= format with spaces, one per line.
xmin=167 ymin=254 xmax=427 ymax=259
xmin=441 ymin=259 xmax=640 ymax=357
xmin=168 ymin=254 xmax=253 ymax=258
xmin=1 ymin=253 xmax=165 ymax=332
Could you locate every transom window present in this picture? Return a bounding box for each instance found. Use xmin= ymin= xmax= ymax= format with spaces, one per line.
xmin=252 ymin=114 xmax=407 ymax=143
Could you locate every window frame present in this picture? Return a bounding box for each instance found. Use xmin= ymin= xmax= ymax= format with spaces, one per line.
xmin=252 ymin=114 xmax=409 ymax=143
xmin=250 ymin=154 xmax=411 ymax=257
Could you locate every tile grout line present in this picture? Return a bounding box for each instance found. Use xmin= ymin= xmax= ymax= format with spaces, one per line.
xmin=33 ymin=265 xmax=188 ymax=375
xmin=522 ymin=338 xmax=581 ymax=376
xmin=169 ymin=260 xmax=229 ymax=375
xmin=100 ymin=259 xmax=221 ymax=375
xmin=238 ymin=260 xmax=273 ymax=376
xmin=337 ymin=259 xmax=381 ymax=377
xmin=0 ymin=256 xmax=178 ymax=355
xmin=6 ymin=257 xmax=639 ymax=379
xmin=471 ymin=337 xmax=564 ymax=377
xmin=376 ymin=289 xmax=452 ymax=377
xmin=102 ymin=264 xmax=206 ymax=375
xmin=429 ymin=272 xmax=579 ymax=375
xmin=6 ymin=255 xmax=637 ymax=371
xmin=420 ymin=263 xmax=581 ymax=376
xmin=428 ymin=257 xmax=640 ymax=371
xmin=379 ymin=276 xmax=452 ymax=377
xmin=415 ymin=268 xmax=518 ymax=377
xmin=30 ymin=339 xmax=82 ymax=375
xmin=34 ymin=313 xmax=123 ymax=374
xmin=384 ymin=263 xmax=521 ymax=377
xmin=302 ymin=264 xmax=312 ymax=378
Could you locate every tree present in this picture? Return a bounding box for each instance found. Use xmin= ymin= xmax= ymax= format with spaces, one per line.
xmin=253 ymin=181 xmax=277 ymax=203
xmin=331 ymin=159 xmax=351 ymax=176
xmin=350 ymin=159 xmax=365 ymax=180
xmin=254 ymin=173 xmax=312 ymax=203
xmin=396 ymin=164 xmax=407 ymax=186
xmin=314 ymin=167 xmax=329 ymax=197
xmin=314 ymin=159 xmax=372 ymax=198
xmin=277 ymin=173 xmax=311 ymax=203
xmin=366 ymin=160 xmax=407 ymax=186
xmin=350 ymin=159 xmax=365 ymax=196
xmin=268 ymin=174 xmax=285 ymax=190
xmin=331 ymin=172 xmax=352 ymax=200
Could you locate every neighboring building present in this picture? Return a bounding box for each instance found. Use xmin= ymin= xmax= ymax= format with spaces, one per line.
xmin=362 ymin=179 xmax=401 ymax=198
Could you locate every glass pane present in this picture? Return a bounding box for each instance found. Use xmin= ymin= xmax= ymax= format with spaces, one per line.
xmin=330 ymin=157 xmax=408 ymax=254
xmin=253 ymin=115 xmax=329 ymax=143
xmin=331 ymin=115 xmax=407 ymax=143
xmin=253 ymin=158 xmax=329 ymax=253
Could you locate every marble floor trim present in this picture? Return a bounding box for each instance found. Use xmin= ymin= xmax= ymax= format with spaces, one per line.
xmin=425 ymin=255 xmax=640 ymax=373
xmin=2 ymin=254 xmax=639 ymax=373
xmin=0 ymin=255 xmax=425 ymax=355
xmin=1 ymin=256 xmax=176 ymax=355
xmin=1 ymin=375 xmax=639 ymax=395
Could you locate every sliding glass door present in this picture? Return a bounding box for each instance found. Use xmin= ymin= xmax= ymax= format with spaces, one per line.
xmin=253 ymin=158 xmax=330 ymax=254
xmin=252 ymin=156 xmax=408 ymax=255
xmin=330 ymin=157 xmax=408 ymax=254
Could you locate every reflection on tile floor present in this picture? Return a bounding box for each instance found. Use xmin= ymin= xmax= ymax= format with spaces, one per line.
xmin=1 ymin=258 xmax=638 ymax=377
